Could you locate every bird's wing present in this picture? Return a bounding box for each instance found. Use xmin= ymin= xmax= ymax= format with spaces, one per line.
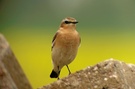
xmin=79 ymin=36 xmax=81 ymax=44
xmin=78 ymin=35 xmax=81 ymax=47
xmin=51 ymin=32 xmax=58 ymax=51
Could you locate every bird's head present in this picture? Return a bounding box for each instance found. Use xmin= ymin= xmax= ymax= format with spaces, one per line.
xmin=60 ymin=17 xmax=78 ymax=29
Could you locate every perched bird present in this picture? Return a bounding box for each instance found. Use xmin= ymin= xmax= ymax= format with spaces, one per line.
xmin=50 ymin=17 xmax=81 ymax=79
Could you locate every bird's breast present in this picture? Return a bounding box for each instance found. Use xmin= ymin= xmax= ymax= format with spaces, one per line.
xmin=57 ymin=32 xmax=80 ymax=49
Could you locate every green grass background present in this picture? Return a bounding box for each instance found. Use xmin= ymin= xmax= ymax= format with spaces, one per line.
xmin=1 ymin=0 xmax=135 ymax=89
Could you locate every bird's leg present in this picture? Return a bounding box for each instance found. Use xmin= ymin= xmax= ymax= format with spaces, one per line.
xmin=57 ymin=66 xmax=60 ymax=80
xmin=66 ymin=65 xmax=71 ymax=75
xmin=57 ymin=72 xmax=60 ymax=80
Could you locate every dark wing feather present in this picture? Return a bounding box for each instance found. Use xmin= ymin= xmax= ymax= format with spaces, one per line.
xmin=79 ymin=36 xmax=81 ymax=45
xmin=78 ymin=35 xmax=81 ymax=47
xmin=51 ymin=32 xmax=58 ymax=51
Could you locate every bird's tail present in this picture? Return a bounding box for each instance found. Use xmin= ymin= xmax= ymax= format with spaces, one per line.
xmin=50 ymin=69 xmax=60 ymax=78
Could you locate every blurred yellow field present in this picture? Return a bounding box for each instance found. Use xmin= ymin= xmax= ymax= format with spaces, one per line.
xmin=1 ymin=27 xmax=135 ymax=89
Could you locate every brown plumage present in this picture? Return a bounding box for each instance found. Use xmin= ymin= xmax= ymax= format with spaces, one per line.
xmin=50 ymin=17 xmax=81 ymax=79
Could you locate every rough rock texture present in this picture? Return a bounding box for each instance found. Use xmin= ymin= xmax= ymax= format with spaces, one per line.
xmin=39 ymin=59 xmax=135 ymax=89
xmin=0 ymin=34 xmax=32 ymax=89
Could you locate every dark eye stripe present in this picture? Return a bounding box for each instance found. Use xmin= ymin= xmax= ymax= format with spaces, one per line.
xmin=64 ymin=21 xmax=71 ymax=24
xmin=64 ymin=21 xmax=78 ymax=24
xmin=72 ymin=22 xmax=78 ymax=24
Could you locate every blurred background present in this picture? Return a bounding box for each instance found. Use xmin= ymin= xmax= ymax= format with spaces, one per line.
xmin=0 ymin=0 xmax=135 ymax=88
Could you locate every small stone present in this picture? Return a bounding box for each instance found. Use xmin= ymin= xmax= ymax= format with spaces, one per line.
xmin=88 ymin=72 xmax=91 ymax=75
xmin=109 ymin=74 xmax=118 ymax=79
xmin=93 ymin=66 xmax=98 ymax=71
xmin=104 ymin=78 xmax=108 ymax=81
xmin=94 ymin=85 xmax=98 ymax=88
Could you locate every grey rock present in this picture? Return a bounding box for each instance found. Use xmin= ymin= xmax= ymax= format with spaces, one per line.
xmin=39 ymin=59 xmax=135 ymax=89
xmin=0 ymin=33 xmax=32 ymax=89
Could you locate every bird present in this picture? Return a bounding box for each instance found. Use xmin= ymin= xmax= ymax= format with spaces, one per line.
xmin=50 ymin=17 xmax=81 ymax=79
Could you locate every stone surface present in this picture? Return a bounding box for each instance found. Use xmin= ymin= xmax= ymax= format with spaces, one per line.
xmin=0 ymin=33 xmax=32 ymax=89
xmin=39 ymin=59 xmax=135 ymax=89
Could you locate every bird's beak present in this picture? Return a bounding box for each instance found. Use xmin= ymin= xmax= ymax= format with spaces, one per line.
xmin=74 ymin=21 xmax=78 ymax=24
xmin=76 ymin=21 xmax=78 ymax=23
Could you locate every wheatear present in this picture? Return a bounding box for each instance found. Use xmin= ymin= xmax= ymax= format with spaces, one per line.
xmin=50 ymin=17 xmax=81 ymax=79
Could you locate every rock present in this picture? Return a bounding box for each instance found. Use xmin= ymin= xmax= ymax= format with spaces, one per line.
xmin=0 ymin=33 xmax=32 ymax=89
xmin=39 ymin=59 xmax=135 ymax=89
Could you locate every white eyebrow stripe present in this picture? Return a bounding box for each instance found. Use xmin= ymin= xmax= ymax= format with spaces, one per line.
xmin=63 ymin=19 xmax=69 ymax=22
xmin=62 ymin=17 xmax=77 ymax=23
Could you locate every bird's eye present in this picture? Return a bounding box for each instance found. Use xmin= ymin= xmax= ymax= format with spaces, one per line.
xmin=64 ymin=21 xmax=70 ymax=24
